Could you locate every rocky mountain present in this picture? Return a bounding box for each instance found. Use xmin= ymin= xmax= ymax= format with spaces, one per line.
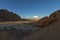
xmin=0 ymin=9 xmax=21 ymax=21
xmin=22 ymin=10 xmax=60 ymax=40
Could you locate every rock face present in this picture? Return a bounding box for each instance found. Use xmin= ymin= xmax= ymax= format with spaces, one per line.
xmin=38 ymin=10 xmax=60 ymax=27
xmin=22 ymin=10 xmax=60 ymax=40
xmin=38 ymin=16 xmax=49 ymax=27
xmin=0 ymin=9 xmax=21 ymax=21
xmin=49 ymin=10 xmax=60 ymax=20
xmin=38 ymin=16 xmax=57 ymax=27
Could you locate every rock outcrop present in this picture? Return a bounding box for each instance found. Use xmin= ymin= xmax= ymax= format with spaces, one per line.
xmin=37 ymin=10 xmax=60 ymax=27
xmin=49 ymin=10 xmax=60 ymax=20
xmin=38 ymin=16 xmax=57 ymax=27
xmin=38 ymin=16 xmax=49 ymax=27
xmin=0 ymin=9 xmax=21 ymax=21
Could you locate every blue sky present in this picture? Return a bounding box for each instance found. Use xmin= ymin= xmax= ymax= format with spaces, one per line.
xmin=0 ymin=0 xmax=60 ymax=18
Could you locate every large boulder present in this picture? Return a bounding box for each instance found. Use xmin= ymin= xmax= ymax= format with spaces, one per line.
xmin=0 ymin=9 xmax=21 ymax=21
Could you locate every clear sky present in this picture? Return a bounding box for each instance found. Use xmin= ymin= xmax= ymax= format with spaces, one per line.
xmin=0 ymin=0 xmax=60 ymax=18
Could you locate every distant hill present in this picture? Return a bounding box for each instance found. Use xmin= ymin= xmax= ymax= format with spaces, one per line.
xmin=22 ymin=10 xmax=60 ymax=40
xmin=0 ymin=9 xmax=21 ymax=21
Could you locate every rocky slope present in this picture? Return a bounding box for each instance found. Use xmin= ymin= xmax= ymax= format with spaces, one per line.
xmin=22 ymin=10 xmax=60 ymax=40
xmin=0 ymin=9 xmax=21 ymax=21
xmin=37 ymin=10 xmax=60 ymax=27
